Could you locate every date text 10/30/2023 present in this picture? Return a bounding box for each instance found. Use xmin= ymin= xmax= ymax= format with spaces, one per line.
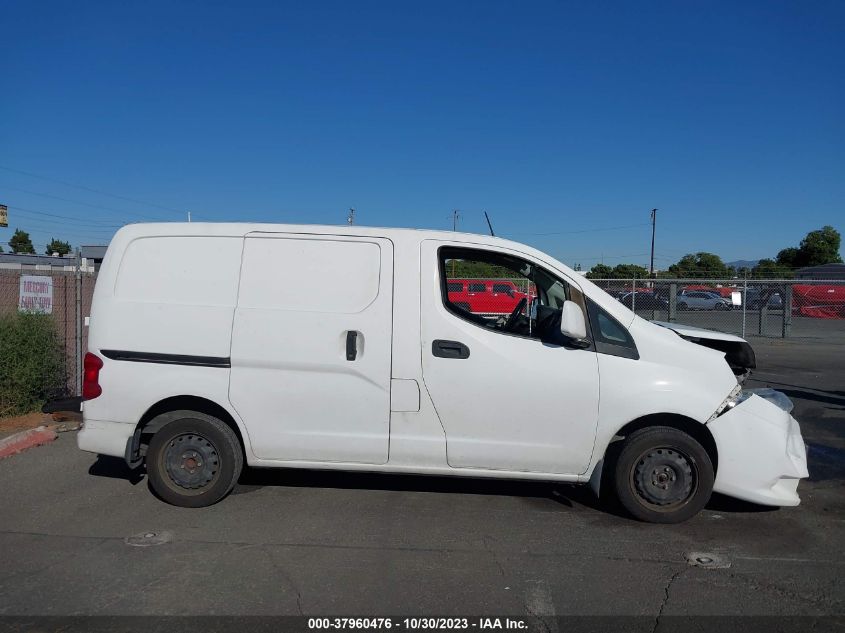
xmin=307 ymin=617 xmax=529 ymax=630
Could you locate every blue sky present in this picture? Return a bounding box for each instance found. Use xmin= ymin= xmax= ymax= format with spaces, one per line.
xmin=1 ymin=0 xmax=842 ymax=269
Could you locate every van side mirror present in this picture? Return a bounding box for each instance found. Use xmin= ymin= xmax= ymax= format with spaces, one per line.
xmin=560 ymin=300 xmax=588 ymax=341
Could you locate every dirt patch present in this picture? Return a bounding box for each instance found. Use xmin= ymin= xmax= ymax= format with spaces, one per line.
xmin=0 ymin=411 xmax=82 ymax=439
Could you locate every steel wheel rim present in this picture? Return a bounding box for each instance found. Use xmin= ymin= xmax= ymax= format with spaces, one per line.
xmin=629 ymin=446 xmax=698 ymax=512
xmin=162 ymin=433 xmax=220 ymax=491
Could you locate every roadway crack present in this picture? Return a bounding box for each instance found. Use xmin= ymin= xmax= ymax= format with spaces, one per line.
xmin=652 ymin=566 xmax=686 ymax=633
xmin=263 ymin=544 xmax=304 ymax=615
xmin=482 ymin=535 xmax=506 ymax=578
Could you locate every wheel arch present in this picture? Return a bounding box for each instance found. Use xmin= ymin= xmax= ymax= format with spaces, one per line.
xmin=610 ymin=413 xmax=718 ymax=474
xmin=133 ymin=395 xmax=247 ymax=460
xmin=591 ymin=412 xmax=719 ymax=497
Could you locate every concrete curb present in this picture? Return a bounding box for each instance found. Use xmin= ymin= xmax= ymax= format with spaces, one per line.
xmin=0 ymin=426 xmax=58 ymax=459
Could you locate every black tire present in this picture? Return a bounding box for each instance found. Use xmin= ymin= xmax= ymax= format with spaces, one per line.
xmin=714 ymin=302 xmax=725 ymax=311
xmin=677 ymin=302 xmax=688 ymax=311
xmin=611 ymin=426 xmax=714 ymax=524
xmin=146 ymin=410 xmax=243 ymax=508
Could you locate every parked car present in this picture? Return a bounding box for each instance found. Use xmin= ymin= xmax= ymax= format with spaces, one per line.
xmin=618 ymin=291 xmax=669 ymax=311
xmin=677 ymin=291 xmax=732 ymax=311
xmin=746 ymin=290 xmax=783 ymax=310
xmin=682 ymin=285 xmax=734 ymax=299
xmin=446 ymin=279 xmax=531 ymax=315
xmin=78 ymin=223 xmax=807 ymax=523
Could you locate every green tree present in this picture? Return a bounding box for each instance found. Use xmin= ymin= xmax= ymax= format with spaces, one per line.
xmin=586 ymin=263 xmax=650 ymax=279
xmin=611 ymin=263 xmax=650 ymax=279
xmin=776 ymin=247 xmax=799 ymax=268
xmin=666 ymin=252 xmax=731 ymax=278
xmin=585 ymin=263 xmax=613 ymax=279
xmin=774 ymin=226 xmax=842 ymax=269
xmin=751 ymin=258 xmax=794 ymax=279
xmin=8 ymin=229 xmax=35 ymax=254
xmin=45 ymin=238 xmax=71 ymax=256
xmin=796 ymin=225 xmax=842 ymax=267
xmin=445 ymin=259 xmax=519 ymax=278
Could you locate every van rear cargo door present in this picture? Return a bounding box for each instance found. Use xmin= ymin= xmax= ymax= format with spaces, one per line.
xmin=229 ymin=234 xmax=393 ymax=464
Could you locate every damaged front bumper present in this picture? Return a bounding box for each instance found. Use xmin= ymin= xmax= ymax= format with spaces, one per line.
xmin=707 ymin=392 xmax=808 ymax=506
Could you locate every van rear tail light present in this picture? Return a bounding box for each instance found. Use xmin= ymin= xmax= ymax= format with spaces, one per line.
xmin=82 ymin=352 xmax=103 ymax=400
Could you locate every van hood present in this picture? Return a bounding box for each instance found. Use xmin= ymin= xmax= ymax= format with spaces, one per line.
xmin=651 ymin=321 xmax=756 ymax=377
xmin=651 ymin=321 xmax=746 ymax=343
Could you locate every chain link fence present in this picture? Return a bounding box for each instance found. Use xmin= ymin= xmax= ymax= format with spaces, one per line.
xmin=588 ymin=277 xmax=845 ymax=341
xmin=1 ymin=264 xmax=844 ymax=416
xmin=448 ymin=275 xmax=845 ymax=341
xmin=0 ymin=261 xmax=97 ymax=415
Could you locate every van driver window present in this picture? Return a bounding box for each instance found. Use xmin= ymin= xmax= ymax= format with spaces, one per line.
xmin=439 ymin=247 xmax=576 ymax=345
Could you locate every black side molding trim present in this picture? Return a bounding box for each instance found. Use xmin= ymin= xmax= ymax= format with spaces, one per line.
xmin=100 ymin=350 xmax=231 ymax=368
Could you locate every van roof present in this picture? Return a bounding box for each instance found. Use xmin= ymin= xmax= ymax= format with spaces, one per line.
xmin=109 ymin=222 xmax=637 ymax=326
xmin=113 ymin=222 xmax=538 ymax=253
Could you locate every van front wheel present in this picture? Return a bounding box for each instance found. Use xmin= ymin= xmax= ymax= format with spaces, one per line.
xmin=612 ymin=426 xmax=714 ymax=524
xmin=146 ymin=411 xmax=243 ymax=508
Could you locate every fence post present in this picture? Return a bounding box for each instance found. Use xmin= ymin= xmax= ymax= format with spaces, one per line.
xmin=758 ymin=288 xmax=767 ymax=336
xmin=782 ymin=283 xmax=793 ymax=338
xmin=631 ymin=276 xmax=636 ymax=312
xmin=668 ymin=283 xmax=677 ymax=322
xmin=651 ymin=277 xmax=657 ymax=321
xmin=75 ymin=248 xmax=82 ymax=397
xmin=741 ymin=272 xmax=747 ymax=339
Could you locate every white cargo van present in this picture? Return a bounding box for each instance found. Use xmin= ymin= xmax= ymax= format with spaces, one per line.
xmin=78 ymin=223 xmax=808 ymax=523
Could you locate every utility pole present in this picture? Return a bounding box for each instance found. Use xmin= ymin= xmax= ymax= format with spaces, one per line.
xmin=347 ymin=207 xmax=355 ymax=225
xmin=649 ymin=208 xmax=658 ymax=278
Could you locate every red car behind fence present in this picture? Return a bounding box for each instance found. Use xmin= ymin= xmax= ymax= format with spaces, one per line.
xmin=447 ymin=279 xmax=536 ymax=315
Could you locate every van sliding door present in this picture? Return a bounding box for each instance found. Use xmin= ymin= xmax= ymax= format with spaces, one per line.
xmin=229 ymin=234 xmax=393 ymax=464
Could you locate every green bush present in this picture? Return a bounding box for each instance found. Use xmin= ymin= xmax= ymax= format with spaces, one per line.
xmin=0 ymin=312 xmax=67 ymax=417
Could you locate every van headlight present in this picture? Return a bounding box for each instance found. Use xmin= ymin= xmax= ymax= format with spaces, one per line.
xmin=708 ymin=384 xmax=743 ymax=422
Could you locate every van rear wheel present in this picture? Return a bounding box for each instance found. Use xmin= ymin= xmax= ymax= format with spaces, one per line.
xmin=146 ymin=411 xmax=243 ymax=508
xmin=612 ymin=426 xmax=714 ymax=524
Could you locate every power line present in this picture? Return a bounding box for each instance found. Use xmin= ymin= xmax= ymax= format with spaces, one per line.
xmin=5 ymin=204 xmax=125 ymax=228
xmin=0 ymin=185 xmax=176 ymax=221
xmin=506 ymin=222 xmax=651 ymax=237
xmin=0 ymin=164 xmax=184 ymax=215
xmin=2 ymin=217 xmax=119 ymax=235
xmin=558 ymin=252 xmax=650 ymax=261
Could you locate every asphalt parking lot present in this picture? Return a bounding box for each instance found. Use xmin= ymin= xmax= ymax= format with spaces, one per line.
xmin=0 ymin=339 xmax=842 ymax=624
xmin=632 ymin=308 xmax=845 ymax=342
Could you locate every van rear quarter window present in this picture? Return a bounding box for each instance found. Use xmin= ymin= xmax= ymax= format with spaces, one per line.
xmin=238 ymin=237 xmax=381 ymax=313
xmin=115 ymin=237 xmax=242 ymax=305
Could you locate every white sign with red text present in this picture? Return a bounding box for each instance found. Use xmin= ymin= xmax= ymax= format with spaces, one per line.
xmin=19 ymin=275 xmax=53 ymax=314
